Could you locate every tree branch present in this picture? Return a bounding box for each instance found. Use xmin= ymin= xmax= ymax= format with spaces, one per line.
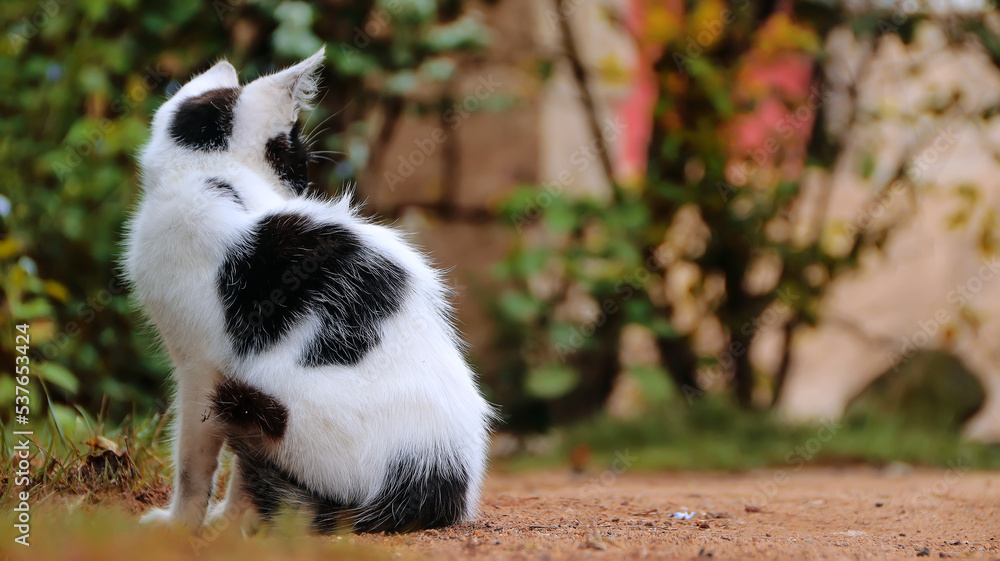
xmin=554 ymin=0 xmax=621 ymax=201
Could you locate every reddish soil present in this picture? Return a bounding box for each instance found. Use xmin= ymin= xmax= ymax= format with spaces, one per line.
xmin=356 ymin=467 xmax=1000 ymax=560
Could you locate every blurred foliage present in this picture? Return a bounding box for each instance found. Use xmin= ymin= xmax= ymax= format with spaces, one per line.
xmin=0 ymin=0 xmax=490 ymax=421
xmin=493 ymin=1 xmax=841 ymax=428
xmin=490 ymin=1 xmax=1000 ymax=430
xmin=510 ymin=392 xmax=1000 ymax=473
xmin=846 ymin=352 xmax=985 ymax=431
xmin=505 ymin=354 xmax=1000 ymax=472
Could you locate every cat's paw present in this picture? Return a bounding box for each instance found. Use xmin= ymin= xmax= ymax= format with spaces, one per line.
xmin=138 ymin=507 xmax=176 ymax=527
xmin=205 ymin=501 xmax=261 ymax=537
xmin=139 ymin=506 xmax=203 ymax=533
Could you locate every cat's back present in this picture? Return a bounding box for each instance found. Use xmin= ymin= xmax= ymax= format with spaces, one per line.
xmin=124 ymin=165 xmax=282 ymax=351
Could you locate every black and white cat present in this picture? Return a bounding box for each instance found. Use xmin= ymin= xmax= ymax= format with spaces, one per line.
xmin=124 ymin=48 xmax=493 ymax=534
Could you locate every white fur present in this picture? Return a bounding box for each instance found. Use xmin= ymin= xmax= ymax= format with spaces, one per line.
xmin=125 ymin=48 xmax=493 ymax=533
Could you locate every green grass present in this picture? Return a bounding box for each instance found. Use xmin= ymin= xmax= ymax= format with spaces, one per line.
xmin=0 ymin=403 xmax=170 ymax=510
xmin=503 ymin=395 xmax=1000 ymax=473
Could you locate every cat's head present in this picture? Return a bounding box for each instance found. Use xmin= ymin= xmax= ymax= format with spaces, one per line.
xmin=143 ymin=48 xmax=325 ymax=196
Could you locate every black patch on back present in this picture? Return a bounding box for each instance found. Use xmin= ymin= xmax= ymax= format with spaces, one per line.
xmin=206 ymin=177 xmax=245 ymax=209
xmin=230 ymin=447 xmax=469 ymax=533
xmin=264 ymin=121 xmax=309 ymax=195
xmin=218 ymin=212 xmax=408 ymax=366
xmin=169 ymin=87 xmax=240 ymax=151
xmin=210 ymin=378 xmax=289 ymax=440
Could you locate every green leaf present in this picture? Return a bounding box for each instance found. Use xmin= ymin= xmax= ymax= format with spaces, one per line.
xmin=498 ymin=290 xmax=540 ymax=323
xmin=627 ymin=365 xmax=674 ymax=403
xmin=419 ymin=57 xmax=456 ymax=82
xmin=424 ymin=16 xmax=491 ymax=52
xmin=385 ymin=70 xmax=419 ymax=95
xmin=513 ymin=248 xmax=549 ymax=276
xmin=648 ymin=317 xmax=678 ymax=338
xmin=274 ymin=1 xmax=314 ymax=26
xmin=0 ymin=375 xmax=15 ymax=406
xmin=273 ymin=24 xmax=324 ymax=59
xmin=38 ymin=362 xmax=80 ymax=394
xmin=525 ymin=365 xmax=580 ymax=399
xmin=859 ymin=153 xmax=875 ymax=179
xmin=543 ymin=202 xmax=577 ymax=233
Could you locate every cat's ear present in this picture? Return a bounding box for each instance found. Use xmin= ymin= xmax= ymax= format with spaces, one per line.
xmin=180 ymin=59 xmax=239 ymax=93
xmin=252 ymin=47 xmax=326 ymax=123
xmin=202 ymin=59 xmax=239 ymax=83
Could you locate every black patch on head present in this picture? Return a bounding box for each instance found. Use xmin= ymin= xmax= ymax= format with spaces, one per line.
xmin=206 ymin=177 xmax=245 ymax=209
xmin=169 ymin=87 xmax=240 ymax=151
xmin=210 ymin=378 xmax=289 ymax=440
xmin=230 ymin=447 xmax=469 ymax=534
xmin=264 ymin=121 xmax=309 ymax=195
xmin=218 ymin=212 xmax=408 ymax=366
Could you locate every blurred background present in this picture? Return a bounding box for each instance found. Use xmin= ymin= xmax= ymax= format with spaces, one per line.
xmin=4 ymin=0 xmax=1000 ymax=472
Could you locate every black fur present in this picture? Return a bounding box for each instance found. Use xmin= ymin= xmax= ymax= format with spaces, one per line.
xmin=230 ymin=446 xmax=469 ymax=533
xmin=234 ymin=453 xmax=286 ymax=523
xmin=264 ymin=121 xmax=309 ymax=195
xmin=334 ymin=456 xmax=469 ymax=533
xmin=206 ymin=177 xmax=245 ymax=209
xmin=210 ymin=378 xmax=289 ymax=440
xmin=218 ymin=212 xmax=409 ymax=366
xmin=169 ymin=87 xmax=240 ymax=151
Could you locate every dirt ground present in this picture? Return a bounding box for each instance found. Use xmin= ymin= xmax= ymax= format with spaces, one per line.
xmin=355 ymin=467 xmax=1000 ymax=560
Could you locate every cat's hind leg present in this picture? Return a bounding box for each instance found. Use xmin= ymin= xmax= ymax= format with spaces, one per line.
xmin=206 ymin=453 xmax=262 ymax=535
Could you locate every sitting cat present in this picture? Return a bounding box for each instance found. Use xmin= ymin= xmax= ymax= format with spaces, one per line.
xmin=124 ymin=47 xmax=493 ymax=534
